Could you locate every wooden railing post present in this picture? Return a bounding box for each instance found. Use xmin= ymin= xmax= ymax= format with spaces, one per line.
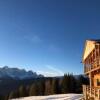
xmin=89 ymin=73 xmax=92 ymax=97
xmin=83 ymin=85 xmax=87 ymax=100
xmin=94 ymin=88 xmax=95 ymax=99
xmin=98 ymin=89 xmax=100 ymax=99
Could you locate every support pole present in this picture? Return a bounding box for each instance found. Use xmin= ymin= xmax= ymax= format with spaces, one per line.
xmin=89 ymin=73 xmax=92 ymax=97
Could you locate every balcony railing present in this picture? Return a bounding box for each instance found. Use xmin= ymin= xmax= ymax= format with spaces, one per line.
xmin=84 ymin=58 xmax=100 ymax=73
xmin=83 ymin=85 xmax=100 ymax=100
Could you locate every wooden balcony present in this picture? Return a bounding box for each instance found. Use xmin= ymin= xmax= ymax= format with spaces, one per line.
xmin=83 ymin=85 xmax=100 ymax=100
xmin=84 ymin=58 xmax=100 ymax=74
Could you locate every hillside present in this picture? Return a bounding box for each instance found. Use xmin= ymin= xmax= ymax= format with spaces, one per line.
xmin=0 ymin=74 xmax=88 ymax=100
xmin=0 ymin=78 xmax=45 ymax=96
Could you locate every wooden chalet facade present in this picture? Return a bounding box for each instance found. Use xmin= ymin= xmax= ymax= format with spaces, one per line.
xmin=82 ymin=40 xmax=100 ymax=100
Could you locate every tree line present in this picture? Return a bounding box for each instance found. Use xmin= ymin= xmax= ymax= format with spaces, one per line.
xmin=0 ymin=74 xmax=89 ymax=100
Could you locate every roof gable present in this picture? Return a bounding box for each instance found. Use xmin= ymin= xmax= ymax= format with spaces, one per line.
xmin=82 ymin=40 xmax=95 ymax=61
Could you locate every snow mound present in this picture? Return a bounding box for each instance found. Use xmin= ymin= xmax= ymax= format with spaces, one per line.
xmin=12 ymin=94 xmax=83 ymax=100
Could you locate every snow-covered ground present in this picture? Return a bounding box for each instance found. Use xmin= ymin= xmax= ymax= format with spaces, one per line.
xmin=12 ymin=94 xmax=83 ymax=100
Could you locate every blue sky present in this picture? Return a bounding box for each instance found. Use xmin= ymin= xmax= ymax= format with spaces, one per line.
xmin=0 ymin=0 xmax=100 ymax=76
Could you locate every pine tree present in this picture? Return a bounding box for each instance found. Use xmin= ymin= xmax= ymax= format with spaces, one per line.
xmin=26 ymin=85 xmax=30 ymax=96
xmin=51 ymin=78 xmax=59 ymax=94
xmin=19 ymin=85 xmax=27 ymax=97
xmin=76 ymin=75 xmax=89 ymax=93
xmin=61 ymin=74 xmax=69 ymax=93
xmin=8 ymin=91 xmax=17 ymax=99
xmin=59 ymin=78 xmax=63 ymax=94
xmin=29 ymin=83 xmax=38 ymax=96
xmin=4 ymin=94 xmax=9 ymax=100
xmin=0 ymin=95 xmax=5 ymax=100
xmin=69 ymin=74 xmax=77 ymax=93
xmin=45 ymin=79 xmax=52 ymax=95
xmin=38 ymin=80 xmax=45 ymax=95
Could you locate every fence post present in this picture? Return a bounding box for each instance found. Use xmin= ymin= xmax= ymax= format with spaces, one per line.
xmin=98 ymin=89 xmax=100 ymax=99
xmin=83 ymin=85 xmax=87 ymax=100
xmin=94 ymin=87 xmax=95 ymax=99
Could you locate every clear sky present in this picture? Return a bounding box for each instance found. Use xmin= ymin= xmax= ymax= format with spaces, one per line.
xmin=0 ymin=0 xmax=100 ymax=77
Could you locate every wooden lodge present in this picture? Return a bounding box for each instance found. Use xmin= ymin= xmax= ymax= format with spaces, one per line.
xmin=82 ymin=40 xmax=100 ymax=100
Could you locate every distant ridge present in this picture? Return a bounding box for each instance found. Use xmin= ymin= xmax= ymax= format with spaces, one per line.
xmin=0 ymin=66 xmax=44 ymax=80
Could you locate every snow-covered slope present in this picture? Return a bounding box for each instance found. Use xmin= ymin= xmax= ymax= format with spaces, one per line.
xmin=12 ymin=94 xmax=83 ymax=100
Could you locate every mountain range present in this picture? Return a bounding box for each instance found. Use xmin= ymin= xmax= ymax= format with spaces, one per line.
xmin=0 ymin=66 xmax=43 ymax=80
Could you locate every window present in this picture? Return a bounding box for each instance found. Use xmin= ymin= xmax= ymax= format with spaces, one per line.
xmin=97 ymin=79 xmax=100 ymax=86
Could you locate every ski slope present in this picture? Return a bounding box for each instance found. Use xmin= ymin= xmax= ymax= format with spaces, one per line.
xmin=12 ymin=94 xmax=83 ymax=100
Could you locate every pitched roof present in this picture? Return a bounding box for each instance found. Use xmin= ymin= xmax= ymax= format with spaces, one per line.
xmin=89 ymin=39 xmax=100 ymax=43
xmin=82 ymin=39 xmax=100 ymax=62
xmin=82 ymin=40 xmax=95 ymax=62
